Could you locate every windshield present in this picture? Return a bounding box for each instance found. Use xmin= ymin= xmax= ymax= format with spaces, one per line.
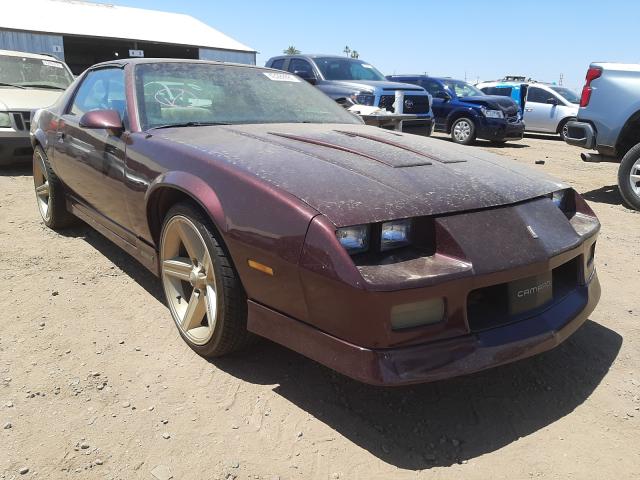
xmin=550 ymin=86 xmax=580 ymax=104
xmin=441 ymin=80 xmax=484 ymax=97
xmin=135 ymin=63 xmax=361 ymax=129
xmin=0 ymin=54 xmax=73 ymax=90
xmin=314 ymin=57 xmax=386 ymax=81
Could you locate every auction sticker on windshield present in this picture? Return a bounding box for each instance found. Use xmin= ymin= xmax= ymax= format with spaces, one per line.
xmin=263 ymin=72 xmax=301 ymax=82
xmin=42 ymin=60 xmax=63 ymax=69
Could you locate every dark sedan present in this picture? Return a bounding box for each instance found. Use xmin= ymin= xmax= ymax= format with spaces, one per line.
xmin=30 ymin=59 xmax=600 ymax=385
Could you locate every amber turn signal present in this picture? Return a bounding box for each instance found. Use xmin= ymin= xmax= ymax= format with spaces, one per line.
xmin=248 ymin=259 xmax=274 ymax=276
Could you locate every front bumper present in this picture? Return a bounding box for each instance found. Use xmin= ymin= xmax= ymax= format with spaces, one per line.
xmin=0 ymin=131 xmax=33 ymax=166
xmin=248 ymin=271 xmax=600 ymax=386
xmin=563 ymin=120 xmax=596 ymax=149
xmin=476 ymin=117 xmax=525 ymax=142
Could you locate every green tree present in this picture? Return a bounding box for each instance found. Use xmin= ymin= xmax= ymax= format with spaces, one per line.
xmin=283 ymin=46 xmax=301 ymax=55
xmin=350 ymin=50 xmax=359 ymax=59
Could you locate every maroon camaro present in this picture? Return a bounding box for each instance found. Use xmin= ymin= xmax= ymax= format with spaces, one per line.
xmin=30 ymin=59 xmax=600 ymax=385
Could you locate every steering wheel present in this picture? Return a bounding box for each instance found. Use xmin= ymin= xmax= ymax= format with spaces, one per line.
xmin=145 ymin=81 xmax=199 ymax=107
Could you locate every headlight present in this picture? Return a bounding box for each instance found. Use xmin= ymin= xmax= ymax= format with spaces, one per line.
xmin=350 ymin=92 xmax=375 ymax=106
xmin=481 ymin=107 xmax=504 ymax=119
xmin=381 ymin=219 xmax=411 ymax=251
xmin=336 ymin=225 xmax=369 ymax=254
xmin=0 ymin=112 xmax=11 ymax=128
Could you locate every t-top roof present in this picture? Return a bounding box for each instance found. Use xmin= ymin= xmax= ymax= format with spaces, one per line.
xmin=0 ymin=0 xmax=255 ymax=53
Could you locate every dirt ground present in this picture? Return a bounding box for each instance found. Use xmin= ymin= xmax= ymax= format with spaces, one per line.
xmin=1 ymin=133 xmax=639 ymax=480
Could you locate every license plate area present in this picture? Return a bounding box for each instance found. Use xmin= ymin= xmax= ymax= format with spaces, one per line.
xmin=507 ymin=272 xmax=553 ymax=315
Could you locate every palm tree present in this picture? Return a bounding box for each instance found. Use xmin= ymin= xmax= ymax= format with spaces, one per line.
xmin=283 ymin=46 xmax=300 ymax=55
xmin=350 ymin=50 xmax=359 ymax=59
xmin=343 ymin=46 xmax=351 ymax=57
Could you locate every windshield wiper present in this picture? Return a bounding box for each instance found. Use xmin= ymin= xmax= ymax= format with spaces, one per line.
xmin=0 ymin=82 xmax=26 ymax=89
xmin=149 ymin=121 xmax=231 ymax=130
xmin=23 ymin=84 xmax=66 ymax=90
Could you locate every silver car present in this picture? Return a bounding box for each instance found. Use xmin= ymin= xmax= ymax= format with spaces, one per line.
xmin=0 ymin=49 xmax=74 ymax=166
xmin=477 ymin=80 xmax=580 ymax=140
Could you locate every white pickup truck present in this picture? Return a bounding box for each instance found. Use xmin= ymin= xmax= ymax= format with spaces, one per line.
xmin=564 ymin=63 xmax=640 ymax=210
xmin=0 ymin=50 xmax=73 ymax=166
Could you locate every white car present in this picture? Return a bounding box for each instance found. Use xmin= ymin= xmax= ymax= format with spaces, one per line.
xmin=477 ymin=79 xmax=580 ymax=140
xmin=0 ymin=49 xmax=73 ymax=166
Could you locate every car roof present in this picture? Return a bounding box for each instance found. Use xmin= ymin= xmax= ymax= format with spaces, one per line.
xmin=0 ymin=49 xmax=65 ymax=61
xmin=388 ymin=75 xmax=469 ymax=83
xmin=270 ymin=54 xmax=364 ymax=61
xmin=88 ymin=57 xmax=270 ymax=71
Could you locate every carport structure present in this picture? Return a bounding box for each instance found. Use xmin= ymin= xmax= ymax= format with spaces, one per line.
xmin=0 ymin=0 xmax=256 ymax=74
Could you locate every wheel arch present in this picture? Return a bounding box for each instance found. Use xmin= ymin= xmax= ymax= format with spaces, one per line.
xmin=556 ymin=115 xmax=577 ymax=134
xmin=616 ymin=109 xmax=640 ymax=158
xmin=145 ymin=171 xmax=226 ymax=248
xmin=445 ymin=109 xmax=477 ymax=133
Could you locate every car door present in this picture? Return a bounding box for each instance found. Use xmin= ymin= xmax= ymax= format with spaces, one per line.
xmin=523 ymin=86 xmax=559 ymax=132
xmin=53 ymin=67 xmax=132 ymax=232
xmin=287 ymin=58 xmax=317 ymax=84
xmin=420 ymin=79 xmax=450 ymax=131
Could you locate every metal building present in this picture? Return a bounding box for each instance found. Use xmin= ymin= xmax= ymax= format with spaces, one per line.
xmin=0 ymin=0 xmax=256 ymax=74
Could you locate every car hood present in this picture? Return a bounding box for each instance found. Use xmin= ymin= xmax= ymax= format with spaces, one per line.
xmin=328 ymin=80 xmax=426 ymax=94
xmin=154 ymin=123 xmax=565 ymax=227
xmin=0 ymin=87 xmax=63 ymax=111
xmin=458 ymin=95 xmax=519 ymax=116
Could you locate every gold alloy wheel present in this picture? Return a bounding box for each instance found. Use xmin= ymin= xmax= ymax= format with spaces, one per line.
xmin=33 ymin=149 xmax=51 ymax=222
xmin=160 ymin=215 xmax=218 ymax=346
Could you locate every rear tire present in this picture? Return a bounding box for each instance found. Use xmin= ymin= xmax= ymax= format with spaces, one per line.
xmin=32 ymin=145 xmax=77 ymax=229
xmin=450 ymin=117 xmax=476 ymax=145
xmin=558 ymin=117 xmax=576 ymax=141
xmin=159 ymin=202 xmax=253 ymax=358
xmin=618 ymin=143 xmax=640 ymax=210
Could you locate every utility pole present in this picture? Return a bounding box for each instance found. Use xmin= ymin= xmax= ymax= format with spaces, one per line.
xmin=559 ymin=73 xmax=564 ymax=86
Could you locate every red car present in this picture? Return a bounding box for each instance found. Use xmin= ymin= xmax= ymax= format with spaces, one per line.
xmin=30 ymin=59 xmax=600 ymax=385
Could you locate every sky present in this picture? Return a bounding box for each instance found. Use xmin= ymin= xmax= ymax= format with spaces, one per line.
xmin=96 ymin=0 xmax=638 ymax=91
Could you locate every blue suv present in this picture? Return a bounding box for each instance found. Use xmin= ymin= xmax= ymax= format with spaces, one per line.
xmin=387 ymin=75 xmax=525 ymax=145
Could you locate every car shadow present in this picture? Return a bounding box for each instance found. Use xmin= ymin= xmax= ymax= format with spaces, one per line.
xmin=430 ymin=134 xmax=530 ymax=149
xmin=62 ymin=223 xmax=621 ymax=470
xmin=57 ymin=223 xmax=164 ymax=302
xmin=213 ymin=320 xmax=621 ymax=470
xmin=524 ymin=133 xmax=563 ymax=141
xmin=0 ymin=164 xmax=31 ymax=177
xmin=581 ymin=184 xmax=624 ymax=206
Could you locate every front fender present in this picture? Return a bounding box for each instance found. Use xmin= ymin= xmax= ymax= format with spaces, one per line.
xmin=145 ymin=170 xmax=226 ymax=236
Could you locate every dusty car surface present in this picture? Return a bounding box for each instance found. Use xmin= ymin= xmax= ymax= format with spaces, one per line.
xmin=30 ymin=59 xmax=601 ymax=386
xmin=0 ymin=49 xmax=73 ymax=165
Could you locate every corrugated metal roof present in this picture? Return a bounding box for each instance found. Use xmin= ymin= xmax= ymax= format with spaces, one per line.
xmin=0 ymin=0 xmax=255 ymax=53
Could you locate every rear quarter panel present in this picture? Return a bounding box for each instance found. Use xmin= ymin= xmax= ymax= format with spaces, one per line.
xmin=580 ymin=63 xmax=640 ymax=149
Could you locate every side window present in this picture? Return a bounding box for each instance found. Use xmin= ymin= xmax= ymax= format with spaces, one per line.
xmin=482 ymin=86 xmax=512 ymax=97
xmin=419 ymin=79 xmax=444 ymax=96
xmin=527 ymin=87 xmax=553 ymax=104
xmin=69 ymin=68 xmax=126 ymax=121
xmin=288 ymin=59 xmax=314 ymax=77
xmin=270 ymin=59 xmax=285 ymax=71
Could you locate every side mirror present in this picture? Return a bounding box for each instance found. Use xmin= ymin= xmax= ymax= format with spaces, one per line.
xmin=435 ymin=90 xmax=451 ymax=101
xmin=546 ymin=97 xmax=559 ymax=105
xmin=335 ymin=97 xmax=356 ymax=108
xmin=79 ymin=109 xmax=124 ymax=134
xmin=293 ymin=70 xmax=317 ymax=85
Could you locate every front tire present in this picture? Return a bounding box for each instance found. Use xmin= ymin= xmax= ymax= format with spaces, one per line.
xmin=618 ymin=144 xmax=640 ymax=210
xmin=159 ymin=202 xmax=252 ymax=357
xmin=450 ymin=117 xmax=476 ymax=145
xmin=32 ymin=145 xmax=76 ymax=229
